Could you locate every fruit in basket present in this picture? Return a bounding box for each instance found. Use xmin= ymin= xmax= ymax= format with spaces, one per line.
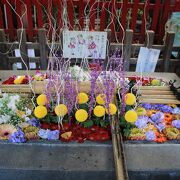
xmin=55 ymin=104 xmax=68 ymax=116
xmin=125 ymin=93 xmax=136 ymax=105
xmin=14 ymin=76 xmax=25 ymax=84
xmin=125 ymin=110 xmax=138 ymax=123
xmin=37 ymin=94 xmax=47 ymax=106
xmin=136 ymin=107 xmax=146 ymax=116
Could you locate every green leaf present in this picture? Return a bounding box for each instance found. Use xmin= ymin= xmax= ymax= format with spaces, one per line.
xmin=83 ymin=120 xmax=94 ymax=128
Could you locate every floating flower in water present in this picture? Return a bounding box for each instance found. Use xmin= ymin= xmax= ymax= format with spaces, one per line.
xmin=125 ymin=93 xmax=136 ymax=105
xmin=135 ymin=116 xmax=149 ymax=129
xmin=172 ymin=107 xmax=180 ymax=114
xmin=23 ymin=125 xmax=39 ymax=140
xmin=160 ymin=105 xmax=173 ymax=113
xmin=96 ymin=94 xmax=106 ymax=105
xmin=38 ymin=129 xmax=59 ymax=140
xmin=47 ymin=130 xmax=59 ymax=140
xmin=75 ymin=109 xmax=88 ymax=122
xmin=156 ymin=123 xmax=166 ymax=132
xmin=125 ymin=110 xmax=138 ymax=123
xmin=9 ymin=128 xmax=26 ymax=143
xmin=61 ymin=131 xmax=72 ymax=140
xmin=151 ymin=112 xmax=164 ymax=123
xmin=55 ymin=104 xmax=68 ymax=116
xmin=145 ymin=130 xmax=156 ymax=141
xmin=36 ymin=94 xmax=47 ymax=106
xmin=0 ymin=124 xmax=17 ymax=140
xmin=77 ymin=93 xmax=89 ymax=104
xmin=165 ymin=127 xmax=179 ymax=140
xmin=136 ymin=107 xmax=146 ymax=116
xmin=34 ymin=106 xmax=47 ymax=119
xmin=105 ymin=103 xmax=117 ymax=115
xmin=172 ymin=120 xmax=180 ymax=129
xmin=38 ymin=129 xmax=48 ymax=139
xmin=27 ymin=118 xmax=40 ymax=128
xmin=129 ymin=128 xmax=145 ymax=140
xmin=141 ymin=103 xmax=152 ymax=110
xmin=93 ymin=105 xmax=105 ymax=117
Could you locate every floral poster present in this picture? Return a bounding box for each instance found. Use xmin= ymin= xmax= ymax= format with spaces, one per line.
xmin=63 ymin=31 xmax=107 ymax=59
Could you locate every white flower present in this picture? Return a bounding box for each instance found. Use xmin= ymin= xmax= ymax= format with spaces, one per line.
xmin=7 ymin=101 xmax=16 ymax=111
xmin=24 ymin=117 xmax=30 ymax=122
xmin=2 ymin=93 xmax=8 ymax=98
xmin=25 ymin=108 xmax=32 ymax=116
xmin=0 ymin=115 xmax=11 ymax=124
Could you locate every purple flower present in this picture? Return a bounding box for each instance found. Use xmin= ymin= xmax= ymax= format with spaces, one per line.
xmin=141 ymin=103 xmax=152 ymax=110
xmin=151 ymin=112 xmax=164 ymax=123
xmin=9 ymin=128 xmax=26 ymax=143
xmin=135 ymin=116 xmax=149 ymax=129
xmin=172 ymin=120 xmax=180 ymax=129
xmin=145 ymin=130 xmax=156 ymax=141
xmin=27 ymin=118 xmax=40 ymax=128
xmin=160 ymin=105 xmax=173 ymax=113
xmin=156 ymin=123 xmax=166 ymax=132
xmin=38 ymin=129 xmax=59 ymax=140
xmin=47 ymin=130 xmax=59 ymax=140
xmin=38 ymin=129 xmax=49 ymax=139
xmin=172 ymin=107 xmax=180 ymax=114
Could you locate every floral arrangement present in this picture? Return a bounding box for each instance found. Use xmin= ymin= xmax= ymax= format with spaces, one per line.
xmin=119 ymin=92 xmax=180 ymax=143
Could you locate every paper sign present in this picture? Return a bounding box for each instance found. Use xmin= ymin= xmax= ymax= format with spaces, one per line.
xmin=136 ymin=47 xmax=160 ymax=73
xmin=63 ymin=31 xmax=107 ymax=59
xmin=15 ymin=49 xmax=35 ymax=58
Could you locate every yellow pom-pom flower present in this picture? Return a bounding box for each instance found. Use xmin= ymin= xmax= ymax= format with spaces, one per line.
xmin=37 ymin=94 xmax=47 ymax=106
xmin=125 ymin=93 xmax=136 ymax=105
xmin=34 ymin=106 xmax=47 ymax=119
xmin=96 ymin=94 xmax=106 ymax=105
xmin=105 ymin=103 xmax=117 ymax=115
xmin=14 ymin=76 xmax=25 ymax=84
xmin=125 ymin=110 xmax=138 ymax=123
xmin=94 ymin=105 xmax=105 ymax=117
xmin=55 ymin=104 xmax=68 ymax=116
xmin=77 ymin=93 xmax=89 ymax=104
xmin=75 ymin=109 xmax=88 ymax=122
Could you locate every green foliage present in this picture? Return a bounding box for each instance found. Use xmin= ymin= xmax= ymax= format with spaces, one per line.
xmin=83 ymin=120 xmax=94 ymax=128
xmin=119 ymin=116 xmax=135 ymax=138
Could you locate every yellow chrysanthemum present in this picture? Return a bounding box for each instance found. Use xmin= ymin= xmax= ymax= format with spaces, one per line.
xmin=105 ymin=103 xmax=117 ymax=115
xmin=75 ymin=109 xmax=88 ymax=122
xmin=14 ymin=76 xmax=25 ymax=84
xmin=125 ymin=110 xmax=138 ymax=123
xmin=93 ymin=105 xmax=105 ymax=117
xmin=77 ymin=93 xmax=89 ymax=104
xmin=55 ymin=104 xmax=68 ymax=116
xmin=96 ymin=94 xmax=106 ymax=105
xmin=34 ymin=106 xmax=47 ymax=119
xmin=36 ymin=94 xmax=47 ymax=106
xmin=125 ymin=93 xmax=136 ymax=105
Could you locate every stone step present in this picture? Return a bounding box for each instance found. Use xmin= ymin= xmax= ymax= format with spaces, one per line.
xmin=0 ymin=141 xmax=180 ymax=179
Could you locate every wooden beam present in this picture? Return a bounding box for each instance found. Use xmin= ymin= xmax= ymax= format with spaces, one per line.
xmin=38 ymin=29 xmax=47 ymax=70
xmin=0 ymin=29 xmax=9 ymax=69
xmin=17 ymin=29 xmax=29 ymax=69
xmin=162 ymin=31 xmax=175 ymax=72
xmin=124 ymin=29 xmax=133 ymax=71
